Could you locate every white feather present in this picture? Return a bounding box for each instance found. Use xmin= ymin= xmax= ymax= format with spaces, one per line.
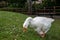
xmin=23 ymin=17 xmax=55 ymax=34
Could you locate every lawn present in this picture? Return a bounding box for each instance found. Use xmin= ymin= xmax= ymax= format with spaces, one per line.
xmin=0 ymin=11 xmax=60 ymax=40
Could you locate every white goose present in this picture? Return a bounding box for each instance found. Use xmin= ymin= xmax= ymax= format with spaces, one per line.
xmin=23 ymin=16 xmax=54 ymax=37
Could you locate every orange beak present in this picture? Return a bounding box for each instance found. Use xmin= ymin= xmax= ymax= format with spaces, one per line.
xmin=23 ymin=27 xmax=27 ymax=32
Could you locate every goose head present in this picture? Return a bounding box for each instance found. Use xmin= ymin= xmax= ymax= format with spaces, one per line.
xmin=23 ymin=17 xmax=32 ymax=32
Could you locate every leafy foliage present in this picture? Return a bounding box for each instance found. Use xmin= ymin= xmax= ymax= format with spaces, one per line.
xmin=7 ymin=0 xmax=26 ymax=8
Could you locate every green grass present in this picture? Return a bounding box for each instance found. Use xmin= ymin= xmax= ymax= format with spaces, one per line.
xmin=0 ymin=11 xmax=60 ymax=40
